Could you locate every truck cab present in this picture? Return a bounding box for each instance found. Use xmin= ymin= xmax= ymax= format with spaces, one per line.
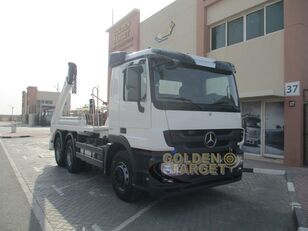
xmin=50 ymin=49 xmax=244 ymax=202
xmin=107 ymin=49 xmax=244 ymax=197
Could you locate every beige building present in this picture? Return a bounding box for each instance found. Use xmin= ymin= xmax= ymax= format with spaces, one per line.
xmin=107 ymin=0 xmax=308 ymax=166
xmin=22 ymin=86 xmax=71 ymax=125
xmin=140 ymin=0 xmax=197 ymax=54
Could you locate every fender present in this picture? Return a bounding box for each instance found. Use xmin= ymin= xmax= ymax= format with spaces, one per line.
xmin=65 ymin=132 xmax=75 ymax=144
xmin=107 ymin=135 xmax=137 ymax=179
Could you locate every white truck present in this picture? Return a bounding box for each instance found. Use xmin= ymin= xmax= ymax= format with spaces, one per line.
xmin=50 ymin=49 xmax=244 ymax=202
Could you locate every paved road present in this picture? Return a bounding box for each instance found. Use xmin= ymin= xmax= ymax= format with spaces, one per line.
xmin=246 ymin=158 xmax=308 ymax=225
xmin=0 ymin=129 xmax=296 ymax=231
xmin=0 ymin=142 xmax=41 ymax=231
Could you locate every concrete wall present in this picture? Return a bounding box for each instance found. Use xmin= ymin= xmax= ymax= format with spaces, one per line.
xmin=208 ymin=31 xmax=284 ymax=98
xmin=140 ymin=0 xmax=197 ymax=54
xmin=0 ymin=114 xmax=21 ymax=122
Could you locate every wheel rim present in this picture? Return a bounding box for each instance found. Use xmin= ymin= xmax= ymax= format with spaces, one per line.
xmin=114 ymin=162 xmax=129 ymax=192
xmin=67 ymin=146 xmax=72 ymax=167
xmin=55 ymin=140 xmax=61 ymax=162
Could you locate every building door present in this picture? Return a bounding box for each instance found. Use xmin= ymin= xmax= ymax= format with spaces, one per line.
xmin=241 ymin=100 xmax=285 ymax=158
xmin=304 ymin=104 xmax=308 ymax=166
xmin=264 ymin=102 xmax=284 ymax=157
xmin=242 ymin=102 xmax=261 ymax=155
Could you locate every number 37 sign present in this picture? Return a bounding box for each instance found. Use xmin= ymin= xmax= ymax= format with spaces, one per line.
xmin=285 ymin=81 xmax=300 ymax=96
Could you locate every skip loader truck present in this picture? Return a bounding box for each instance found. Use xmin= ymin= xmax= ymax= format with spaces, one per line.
xmin=50 ymin=49 xmax=244 ymax=202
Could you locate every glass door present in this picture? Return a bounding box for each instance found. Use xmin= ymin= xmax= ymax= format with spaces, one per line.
xmin=264 ymin=102 xmax=284 ymax=157
xmin=242 ymin=102 xmax=261 ymax=155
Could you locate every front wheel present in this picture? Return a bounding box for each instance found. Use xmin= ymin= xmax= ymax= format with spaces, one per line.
xmin=111 ymin=150 xmax=142 ymax=202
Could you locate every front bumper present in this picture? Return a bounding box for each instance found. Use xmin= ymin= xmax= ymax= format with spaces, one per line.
xmin=132 ymin=149 xmax=243 ymax=194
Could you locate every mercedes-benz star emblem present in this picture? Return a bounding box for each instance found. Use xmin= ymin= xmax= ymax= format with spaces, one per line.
xmin=204 ymin=131 xmax=217 ymax=148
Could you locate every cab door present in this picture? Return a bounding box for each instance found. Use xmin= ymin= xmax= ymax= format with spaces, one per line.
xmin=119 ymin=59 xmax=151 ymax=147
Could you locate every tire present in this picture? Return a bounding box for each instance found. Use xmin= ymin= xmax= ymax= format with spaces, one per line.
xmin=65 ymin=139 xmax=84 ymax=173
xmin=54 ymin=135 xmax=66 ymax=167
xmin=111 ymin=150 xmax=143 ymax=202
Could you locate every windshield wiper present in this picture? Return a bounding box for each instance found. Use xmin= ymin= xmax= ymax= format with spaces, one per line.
xmin=157 ymin=96 xmax=203 ymax=110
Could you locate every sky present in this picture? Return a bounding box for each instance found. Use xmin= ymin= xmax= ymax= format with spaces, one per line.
xmin=0 ymin=0 xmax=175 ymax=115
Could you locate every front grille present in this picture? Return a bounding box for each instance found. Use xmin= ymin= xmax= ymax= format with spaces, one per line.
xmin=186 ymin=140 xmax=230 ymax=149
xmin=164 ymin=129 xmax=243 ymax=152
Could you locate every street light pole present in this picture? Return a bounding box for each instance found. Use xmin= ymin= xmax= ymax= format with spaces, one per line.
xmin=7 ymin=105 xmax=16 ymax=133
xmin=7 ymin=105 xmax=14 ymax=122
xmin=11 ymin=106 xmax=14 ymax=122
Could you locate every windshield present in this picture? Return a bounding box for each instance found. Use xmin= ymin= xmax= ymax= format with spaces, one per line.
xmin=150 ymin=58 xmax=240 ymax=112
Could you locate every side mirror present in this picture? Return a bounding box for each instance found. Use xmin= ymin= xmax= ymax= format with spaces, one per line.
xmin=125 ymin=66 xmax=144 ymax=112
xmin=126 ymin=68 xmax=140 ymax=102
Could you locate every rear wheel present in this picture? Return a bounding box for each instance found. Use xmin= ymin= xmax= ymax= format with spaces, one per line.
xmin=65 ymin=139 xmax=84 ymax=173
xmin=111 ymin=150 xmax=142 ymax=202
xmin=54 ymin=135 xmax=65 ymax=167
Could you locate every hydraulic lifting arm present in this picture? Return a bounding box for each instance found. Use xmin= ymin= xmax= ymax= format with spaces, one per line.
xmin=51 ymin=62 xmax=77 ymax=127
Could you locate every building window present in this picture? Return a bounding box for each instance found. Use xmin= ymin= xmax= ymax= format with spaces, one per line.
xmin=211 ymin=23 xmax=225 ymax=50
xmin=210 ymin=1 xmax=284 ymax=51
xmin=266 ymin=1 xmax=284 ymax=34
xmin=227 ymin=17 xmax=243 ymax=45
xmin=246 ymin=9 xmax=264 ymax=40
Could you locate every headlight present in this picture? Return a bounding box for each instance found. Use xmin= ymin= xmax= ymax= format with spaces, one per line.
xmin=238 ymin=129 xmax=245 ymax=146
xmin=160 ymin=163 xmax=180 ymax=176
xmin=237 ymin=154 xmax=243 ymax=166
